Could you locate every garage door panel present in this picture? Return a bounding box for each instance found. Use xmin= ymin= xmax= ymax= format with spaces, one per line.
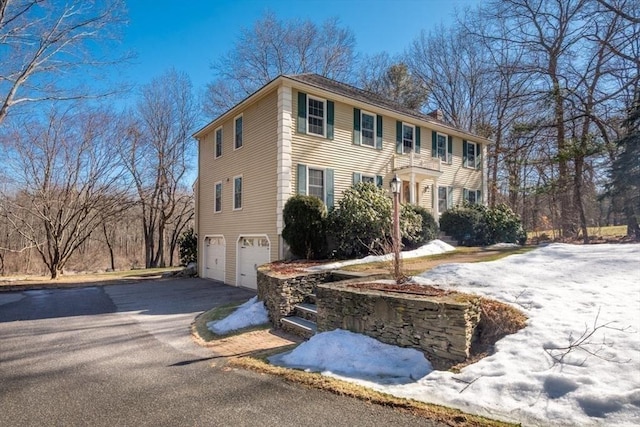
xmin=237 ymin=236 xmax=270 ymax=290
xmin=204 ymin=236 xmax=225 ymax=282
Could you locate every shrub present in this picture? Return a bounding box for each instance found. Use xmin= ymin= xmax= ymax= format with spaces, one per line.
xmin=440 ymin=203 xmax=526 ymax=246
xmin=401 ymin=204 xmax=439 ymax=248
xmin=178 ymin=227 xmax=197 ymax=266
xmin=328 ymin=182 xmax=392 ymax=258
xmin=282 ymin=195 xmax=328 ymax=259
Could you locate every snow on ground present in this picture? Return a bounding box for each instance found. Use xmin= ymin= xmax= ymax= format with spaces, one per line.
xmin=206 ymin=296 xmax=269 ymax=334
xmin=305 ymin=239 xmax=455 ymax=271
xmin=270 ymin=243 xmax=640 ymax=426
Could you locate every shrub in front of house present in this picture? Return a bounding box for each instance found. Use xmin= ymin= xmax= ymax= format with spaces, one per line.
xmin=282 ymin=195 xmax=328 ymax=259
xmin=401 ymin=204 xmax=439 ymax=248
xmin=328 ymin=182 xmax=392 ymax=258
xmin=440 ymin=203 xmax=526 ymax=246
xmin=178 ymin=227 xmax=198 ymax=265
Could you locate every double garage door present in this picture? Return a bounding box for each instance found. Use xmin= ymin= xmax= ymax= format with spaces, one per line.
xmin=204 ymin=235 xmax=270 ymax=290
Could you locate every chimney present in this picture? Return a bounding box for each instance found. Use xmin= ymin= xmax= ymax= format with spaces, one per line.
xmin=427 ymin=109 xmax=444 ymax=121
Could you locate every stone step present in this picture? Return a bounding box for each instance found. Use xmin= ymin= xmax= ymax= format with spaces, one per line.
xmin=294 ymin=302 xmax=317 ymax=322
xmin=306 ymin=293 xmax=317 ymax=304
xmin=281 ymin=316 xmax=317 ymax=339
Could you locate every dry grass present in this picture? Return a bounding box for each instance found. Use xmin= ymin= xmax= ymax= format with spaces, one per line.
xmin=229 ymin=356 xmax=518 ymax=427
xmin=528 ymin=225 xmax=627 ymax=240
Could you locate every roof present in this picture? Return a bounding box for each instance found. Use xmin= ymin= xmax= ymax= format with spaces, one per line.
xmin=194 ymin=73 xmax=492 ymax=144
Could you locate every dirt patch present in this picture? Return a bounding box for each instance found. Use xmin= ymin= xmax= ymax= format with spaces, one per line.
xmin=347 ymin=282 xmax=453 ymax=297
xmin=267 ymin=260 xmax=326 ymax=275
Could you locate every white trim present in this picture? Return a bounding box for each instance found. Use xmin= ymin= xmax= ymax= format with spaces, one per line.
xmin=203 ymin=234 xmax=225 ymax=282
xmin=233 ymin=175 xmax=243 ymax=211
xmin=214 ymin=126 xmax=223 ymax=159
xmin=276 ymin=85 xmax=293 ymax=237
xmin=360 ymin=110 xmax=376 ymax=148
xmin=235 ymin=234 xmax=271 ymax=288
xmin=214 ymin=181 xmax=222 ymax=213
xmin=358 ymin=173 xmax=376 ymax=184
xmin=306 ymin=165 xmax=326 ymax=204
xmin=402 ymin=122 xmax=416 ymax=154
xmin=306 ymin=94 xmax=326 ymax=138
xmin=233 ymin=114 xmax=243 ymax=150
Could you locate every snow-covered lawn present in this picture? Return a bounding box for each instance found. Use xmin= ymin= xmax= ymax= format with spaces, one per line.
xmin=222 ymin=243 xmax=640 ymax=426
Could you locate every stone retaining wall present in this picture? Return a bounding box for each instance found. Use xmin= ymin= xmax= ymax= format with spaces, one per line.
xmin=316 ymin=282 xmax=481 ymax=370
xmin=256 ymin=268 xmax=330 ymax=325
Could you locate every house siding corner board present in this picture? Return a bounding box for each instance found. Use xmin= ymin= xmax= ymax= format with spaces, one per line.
xmin=291 ymin=89 xmax=484 ymax=210
xmin=198 ymin=89 xmax=279 ymax=285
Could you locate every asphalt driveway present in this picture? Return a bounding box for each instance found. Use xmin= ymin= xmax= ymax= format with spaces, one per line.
xmin=0 ymin=278 xmax=442 ymax=426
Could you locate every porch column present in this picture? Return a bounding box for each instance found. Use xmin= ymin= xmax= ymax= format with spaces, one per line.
xmin=432 ymin=178 xmax=439 ymax=221
xmin=410 ymin=173 xmax=416 ymax=204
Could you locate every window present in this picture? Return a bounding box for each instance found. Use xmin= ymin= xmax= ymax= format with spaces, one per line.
xmin=361 ymin=111 xmax=375 ymax=147
xmin=464 ymin=141 xmax=480 ymax=169
xmin=308 ymin=168 xmax=325 ymax=201
xmin=215 ymin=127 xmax=222 ymax=158
xmin=233 ymin=176 xmax=242 ymax=210
xmin=403 ymin=123 xmax=415 ymax=153
xmin=361 ymin=175 xmax=375 ymax=184
xmin=234 ymin=115 xmax=243 ymax=149
xmin=214 ymin=182 xmax=222 ymax=213
xmin=307 ymin=96 xmax=325 ymax=137
xmin=464 ymin=189 xmax=482 ymax=204
xmin=436 ymin=133 xmax=447 ymax=162
xmin=438 ymin=186 xmax=453 ymax=213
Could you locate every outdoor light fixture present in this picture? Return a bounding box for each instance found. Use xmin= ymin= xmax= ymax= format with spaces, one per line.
xmin=390 ymin=174 xmax=401 ymax=194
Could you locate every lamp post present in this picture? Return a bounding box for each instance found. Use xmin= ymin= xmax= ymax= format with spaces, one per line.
xmin=389 ymin=174 xmax=401 ymax=282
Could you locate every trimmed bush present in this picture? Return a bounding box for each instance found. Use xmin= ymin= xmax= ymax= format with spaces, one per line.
xmin=328 ymin=182 xmax=392 ymax=258
xmin=401 ymin=204 xmax=439 ymax=248
xmin=440 ymin=203 xmax=526 ymax=246
xmin=178 ymin=227 xmax=197 ymax=266
xmin=282 ymin=195 xmax=328 ymax=259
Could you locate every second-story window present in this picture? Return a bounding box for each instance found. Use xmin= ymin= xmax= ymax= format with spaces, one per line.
xmin=214 ymin=182 xmax=222 ymax=212
xmin=361 ymin=111 xmax=375 ymax=147
xmin=403 ymin=123 xmax=415 ymax=153
xmin=234 ymin=115 xmax=243 ymax=149
xmin=215 ymin=127 xmax=222 ymax=158
xmin=436 ymin=133 xmax=448 ymax=162
xmin=464 ymin=140 xmax=479 ymax=169
xmin=307 ymin=96 xmax=325 ymax=137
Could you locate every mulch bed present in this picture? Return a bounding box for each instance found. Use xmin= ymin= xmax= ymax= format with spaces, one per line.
xmin=347 ymin=282 xmax=453 ymax=297
xmin=267 ymin=260 xmax=326 ymax=275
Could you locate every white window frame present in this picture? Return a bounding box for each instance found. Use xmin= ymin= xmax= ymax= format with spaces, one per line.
xmin=307 ymin=95 xmax=326 ymax=137
xmin=360 ymin=110 xmax=376 ymax=148
xmin=234 ymin=114 xmax=243 ymax=150
xmin=464 ymin=188 xmax=482 ymax=204
xmin=358 ymin=174 xmax=376 ymax=184
xmin=438 ymin=186 xmax=453 ymax=213
xmin=436 ymin=132 xmax=449 ymax=162
xmin=233 ymin=175 xmax=243 ymax=210
xmin=402 ymin=122 xmax=415 ymax=154
xmin=214 ymin=126 xmax=223 ymax=159
xmin=465 ymin=141 xmax=479 ymax=169
xmin=214 ymin=181 xmax=222 ymax=213
xmin=307 ymin=167 xmax=326 ymax=203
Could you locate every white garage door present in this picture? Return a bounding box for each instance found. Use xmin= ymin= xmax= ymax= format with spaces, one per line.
xmin=204 ymin=236 xmax=225 ymax=282
xmin=237 ymin=236 xmax=270 ymax=290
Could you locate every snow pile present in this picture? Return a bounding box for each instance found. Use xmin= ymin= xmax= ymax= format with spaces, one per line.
xmin=269 ymin=329 xmax=432 ymax=384
xmin=306 ymin=239 xmax=455 ymax=271
xmin=271 ymin=243 xmax=640 ymax=426
xmin=207 ymin=296 xmax=269 ymax=334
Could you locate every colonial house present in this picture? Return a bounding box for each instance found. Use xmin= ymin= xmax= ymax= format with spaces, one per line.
xmin=193 ymin=74 xmax=491 ymax=289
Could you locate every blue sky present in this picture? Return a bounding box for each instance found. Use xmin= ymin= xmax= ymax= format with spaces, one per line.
xmin=120 ymin=0 xmax=480 ymax=94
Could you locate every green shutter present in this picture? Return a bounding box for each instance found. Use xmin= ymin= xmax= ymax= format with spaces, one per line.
xmin=376 ymin=175 xmax=383 ymax=188
xmin=463 ymin=140 xmax=468 ymax=167
xmin=297 ymin=92 xmax=307 ymax=134
xmin=327 ymin=100 xmax=334 ymax=140
xmin=415 ymin=126 xmax=421 ymax=154
xmin=447 ymin=135 xmax=453 ymax=164
xmin=477 ymin=190 xmax=482 ymax=204
xmin=376 ymin=115 xmax=383 ymax=150
xmin=432 ymin=130 xmax=437 ymax=157
xmin=463 ymin=188 xmax=469 ymax=202
xmin=326 ymin=168 xmax=335 ymax=208
xmin=396 ymin=121 xmax=403 ymax=154
xmin=353 ymin=172 xmax=361 ymax=185
xmin=353 ymin=108 xmax=361 ymax=145
xmin=297 ymin=164 xmax=307 ymax=195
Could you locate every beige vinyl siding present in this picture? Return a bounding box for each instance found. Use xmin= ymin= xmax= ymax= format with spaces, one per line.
xmin=291 ymin=89 xmax=484 ymax=211
xmin=198 ymin=89 xmax=279 ymax=284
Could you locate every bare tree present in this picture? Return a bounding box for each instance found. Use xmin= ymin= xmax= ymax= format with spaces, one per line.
xmin=204 ymin=12 xmax=356 ymax=117
xmin=0 ymin=106 xmax=132 ymax=279
xmin=0 ymin=0 xmax=127 ymax=126
xmin=120 ymin=69 xmax=198 ymax=268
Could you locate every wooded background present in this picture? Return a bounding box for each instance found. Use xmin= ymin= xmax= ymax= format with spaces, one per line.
xmin=0 ymin=0 xmax=637 ymax=278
